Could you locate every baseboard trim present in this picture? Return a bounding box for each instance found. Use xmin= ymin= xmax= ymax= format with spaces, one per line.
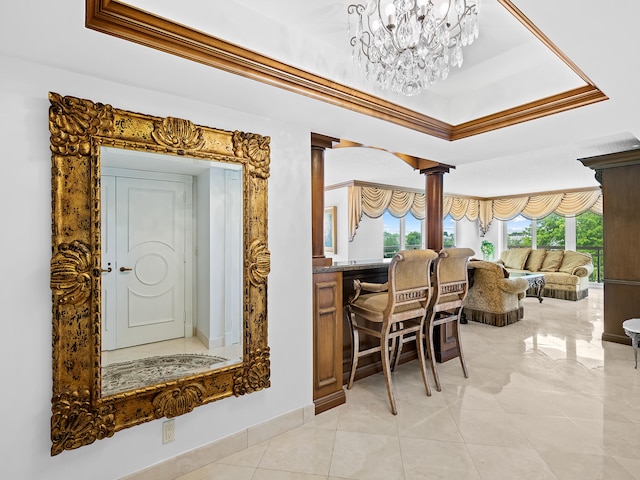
xmin=120 ymin=404 xmax=316 ymax=480
xmin=602 ymin=332 xmax=632 ymax=346
xmin=314 ymin=388 xmax=346 ymax=415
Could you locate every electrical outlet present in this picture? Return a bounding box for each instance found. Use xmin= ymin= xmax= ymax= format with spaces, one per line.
xmin=162 ymin=419 xmax=175 ymax=444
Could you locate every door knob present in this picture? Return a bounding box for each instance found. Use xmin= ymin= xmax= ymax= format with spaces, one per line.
xmin=101 ymin=267 xmax=112 ymax=273
xmin=119 ymin=266 xmax=133 ymax=272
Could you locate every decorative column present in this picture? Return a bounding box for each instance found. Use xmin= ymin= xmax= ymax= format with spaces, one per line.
xmin=421 ymin=164 xmax=458 ymax=362
xmin=310 ymin=132 xmax=345 ymax=414
xmin=311 ymin=133 xmax=337 ymax=267
xmin=421 ymin=165 xmax=451 ymax=250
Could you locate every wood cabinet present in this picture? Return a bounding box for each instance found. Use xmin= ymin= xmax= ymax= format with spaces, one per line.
xmin=312 ymin=271 xmax=345 ymax=414
xmin=580 ymin=150 xmax=640 ymax=345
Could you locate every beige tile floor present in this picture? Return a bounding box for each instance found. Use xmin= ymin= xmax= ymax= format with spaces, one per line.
xmin=177 ymin=286 xmax=640 ymax=480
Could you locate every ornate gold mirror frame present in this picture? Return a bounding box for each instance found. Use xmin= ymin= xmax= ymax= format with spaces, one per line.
xmin=49 ymin=92 xmax=271 ymax=456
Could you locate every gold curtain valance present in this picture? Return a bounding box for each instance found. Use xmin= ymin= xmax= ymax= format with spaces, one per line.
xmin=348 ymin=184 xmax=425 ymax=240
xmin=343 ymin=181 xmax=602 ymax=241
xmin=443 ymin=189 xmax=602 ymax=236
xmin=444 ymin=196 xmax=480 ymax=221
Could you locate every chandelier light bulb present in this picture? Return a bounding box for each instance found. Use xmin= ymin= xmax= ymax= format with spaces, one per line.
xmin=385 ymin=3 xmax=396 ymax=28
xmin=348 ymin=0 xmax=479 ymax=96
xmin=416 ymin=0 xmax=429 ymax=18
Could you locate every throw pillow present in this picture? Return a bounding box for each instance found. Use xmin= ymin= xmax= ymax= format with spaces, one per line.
xmin=525 ymin=249 xmax=546 ymax=272
xmin=558 ymin=250 xmax=592 ymax=274
xmin=504 ymin=247 xmax=531 ymax=270
xmin=540 ymin=250 xmax=564 ymax=272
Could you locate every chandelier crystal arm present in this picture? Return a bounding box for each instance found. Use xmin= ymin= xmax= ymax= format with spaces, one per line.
xmin=348 ymin=3 xmax=373 ymax=63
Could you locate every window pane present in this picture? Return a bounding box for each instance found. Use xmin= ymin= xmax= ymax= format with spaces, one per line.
xmin=507 ymin=215 xmax=531 ymax=248
xmin=383 ymin=210 xmax=400 ymax=258
xmin=536 ymin=213 xmax=565 ymax=249
xmin=405 ymin=213 xmax=422 ymax=250
xmin=443 ymin=215 xmax=455 ymax=248
xmin=576 ymin=211 xmax=603 ymax=247
xmin=576 ymin=211 xmax=603 ymax=282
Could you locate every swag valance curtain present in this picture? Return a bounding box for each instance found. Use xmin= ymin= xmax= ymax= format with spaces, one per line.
xmin=444 ymin=189 xmax=603 ymax=235
xmin=346 ymin=182 xmax=602 ymax=240
xmin=348 ymin=184 xmax=425 ymax=240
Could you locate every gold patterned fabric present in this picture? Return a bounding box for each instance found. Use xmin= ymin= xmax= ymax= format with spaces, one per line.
xmin=463 ymin=260 xmax=529 ymax=326
xmin=558 ymin=250 xmax=592 ymax=274
xmin=524 ymin=249 xmax=546 ymax=272
xmin=542 ymin=272 xmax=581 ymax=286
xmin=504 ymin=248 xmax=531 ymax=270
xmin=499 ymin=249 xmax=594 ymax=301
xmin=540 ymin=250 xmax=565 ymax=272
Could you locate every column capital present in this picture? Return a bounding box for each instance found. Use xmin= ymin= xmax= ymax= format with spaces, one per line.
xmin=311 ymin=133 xmax=339 ymax=149
xmin=420 ymin=164 xmax=454 ymax=176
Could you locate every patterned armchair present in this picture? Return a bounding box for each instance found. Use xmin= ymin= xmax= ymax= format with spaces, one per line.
xmin=463 ymin=260 xmax=530 ymax=327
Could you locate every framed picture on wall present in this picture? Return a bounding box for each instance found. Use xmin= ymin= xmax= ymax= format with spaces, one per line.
xmin=324 ymin=206 xmax=337 ymax=254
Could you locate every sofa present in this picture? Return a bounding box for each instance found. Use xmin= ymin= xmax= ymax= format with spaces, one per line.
xmin=463 ymin=260 xmax=530 ymax=327
xmin=497 ymin=248 xmax=594 ymax=301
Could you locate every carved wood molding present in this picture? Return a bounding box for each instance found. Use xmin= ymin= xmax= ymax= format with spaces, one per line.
xmin=85 ymin=0 xmax=607 ymax=142
xmin=51 ymin=390 xmax=116 ymax=456
xmin=49 ymin=92 xmax=270 ymax=454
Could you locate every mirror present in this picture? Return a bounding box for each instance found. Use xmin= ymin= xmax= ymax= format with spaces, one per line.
xmin=99 ymin=147 xmax=244 ymax=396
xmin=49 ymin=92 xmax=271 ymax=455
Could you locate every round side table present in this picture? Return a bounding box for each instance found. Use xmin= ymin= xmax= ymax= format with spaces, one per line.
xmin=622 ymin=318 xmax=640 ymax=369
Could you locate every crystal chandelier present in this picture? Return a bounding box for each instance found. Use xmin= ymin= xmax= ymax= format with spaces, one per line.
xmin=348 ymin=0 xmax=480 ymax=96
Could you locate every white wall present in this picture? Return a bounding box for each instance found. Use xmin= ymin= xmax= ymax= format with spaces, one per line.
xmin=350 ymin=215 xmax=385 ymax=260
xmin=454 ymin=217 xmax=479 ymax=253
xmin=325 ymin=186 xmax=385 ymax=262
xmin=0 ymin=55 xmax=312 ymax=480
xmin=196 ymin=169 xmax=212 ymax=342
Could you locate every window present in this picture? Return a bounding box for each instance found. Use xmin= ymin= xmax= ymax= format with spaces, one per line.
xmin=383 ymin=210 xmax=401 ymax=258
xmin=507 ymin=215 xmax=532 ymax=248
xmin=576 ymin=211 xmax=603 ymax=282
xmin=405 ymin=213 xmax=422 ymax=250
xmin=443 ymin=214 xmax=455 ymax=248
xmin=501 ymin=211 xmax=603 ymax=282
xmin=536 ymin=213 xmax=565 ymax=249
xmin=382 ymin=210 xmax=424 ymax=258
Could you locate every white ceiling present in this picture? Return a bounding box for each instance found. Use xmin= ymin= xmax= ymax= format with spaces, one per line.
xmin=3 ymin=0 xmax=640 ymax=197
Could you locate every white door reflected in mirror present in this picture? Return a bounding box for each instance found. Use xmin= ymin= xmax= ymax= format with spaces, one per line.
xmin=100 ymin=147 xmax=243 ymax=397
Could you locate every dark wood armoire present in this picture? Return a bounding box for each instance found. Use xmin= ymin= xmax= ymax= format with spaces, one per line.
xmin=580 ymin=149 xmax=640 ymax=345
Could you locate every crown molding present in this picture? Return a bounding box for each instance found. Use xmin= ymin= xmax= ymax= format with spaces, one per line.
xmin=86 ymin=0 xmax=607 ymax=142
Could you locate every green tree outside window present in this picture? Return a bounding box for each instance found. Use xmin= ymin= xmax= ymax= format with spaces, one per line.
xmin=536 ymin=213 xmax=565 ymax=248
xmin=405 ymin=231 xmax=421 ymax=250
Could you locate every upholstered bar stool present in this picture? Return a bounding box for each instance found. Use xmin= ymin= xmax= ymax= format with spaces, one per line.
xmin=425 ymin=248 xmax=475 ymax=392
xmin=346 ymin=249 xmax=439 ymax=414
